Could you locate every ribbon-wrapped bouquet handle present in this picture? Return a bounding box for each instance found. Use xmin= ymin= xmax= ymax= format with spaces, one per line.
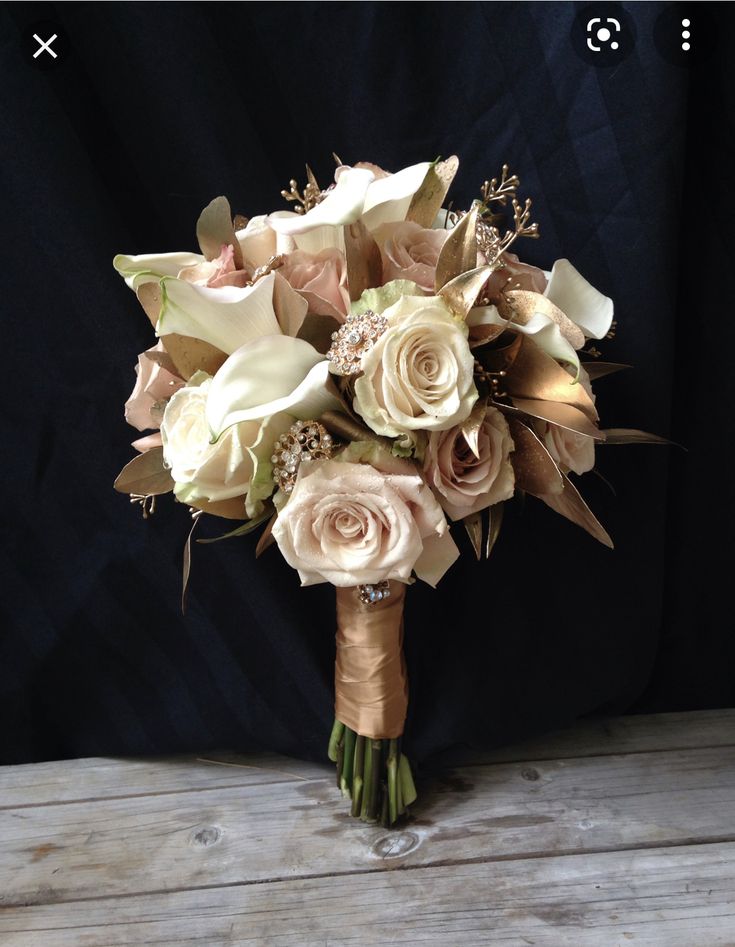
xmin=113 ymin=153 xmax=667 ymax=832
xmin=328 ymin=582 xmax=416 ymax=825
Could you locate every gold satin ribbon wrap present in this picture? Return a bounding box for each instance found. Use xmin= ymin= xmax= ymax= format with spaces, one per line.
xmin=335 ymin=582 xmax=408 ymax=740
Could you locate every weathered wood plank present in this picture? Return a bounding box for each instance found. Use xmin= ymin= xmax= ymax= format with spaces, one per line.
xmin=3 ymin=710 xmax=732 ymax=810
xmin=431 ymin=708 xmax=735 ymax=768
xmin=2 ymin=745 xmax=734 ymax=906
xmin=0 ymin=753 xmax=331 ymax=810
xmin=1 ymin=842 xmax=733 ymax=945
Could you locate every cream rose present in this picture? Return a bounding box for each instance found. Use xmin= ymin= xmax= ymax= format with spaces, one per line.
xmin=374 ymin=221 xmax=447 ymax=293
xmin=353 ymin=295 xmax=478 ymax=437
xmin=161 ymin=372 xmax=287 ymax=516
xmin=538 ymin=424 xmax=595 ymax=475
xmin=272 ymin=451 xmax=459 ymax=587
xmin=278 ymin=248 xmax=350 ymax=320
xmin=424 ymin=406 xmax=515 ymax=520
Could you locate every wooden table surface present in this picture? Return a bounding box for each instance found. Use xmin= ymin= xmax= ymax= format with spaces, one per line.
xmin=1 ymin=710 xmax=734 ymax=946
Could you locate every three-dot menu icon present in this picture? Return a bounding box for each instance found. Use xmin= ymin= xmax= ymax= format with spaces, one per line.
xmin=681 ymin=18 xmax=691 ymax=52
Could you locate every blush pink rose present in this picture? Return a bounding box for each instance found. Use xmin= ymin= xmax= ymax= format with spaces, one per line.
xmin=424 ymin=405 xmax=515 ymax=520
xmin=272 ymin=453 xmax=458 ymax=587
xmin=278 ymin=248 xmax=350 ymax=321
xmin=534 ymin=366 xmax=596 ymax=475
xmin=125 ymin=341 xmax=185 ymax=436
xmin=482 ymin=251 xmax=548 ymax=301
xmin=178 ymin=243 xmax=252 ymax=289
xmin=537 ymin=423 xmax=595 ymax=475
xmin=374 ymin=221 xmax=448 ymax=293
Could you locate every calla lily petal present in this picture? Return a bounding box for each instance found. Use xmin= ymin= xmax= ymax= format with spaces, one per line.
xmin=206 ymin=335 xmax=341 ymax=436
xmin=113 ymin=251 xmax=203 ymax=290
xmin=468 ymin=305 xmax=581 ymax=375
xmin=544 ymin=259 xmax=613 ymax=340
xmin=157 ymin=272 xmax=281 ymax=355
xmin=361 ymin=161 xmax=432 ymax=231
xmin=235 ymin=215 xmax=278 ymax=269
xmin=267 ymin=167 xmax=374 ymax=236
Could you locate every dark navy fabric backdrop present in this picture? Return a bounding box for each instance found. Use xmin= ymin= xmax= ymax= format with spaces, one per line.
xmin=1 ymin=2 xmax=732 ymax=765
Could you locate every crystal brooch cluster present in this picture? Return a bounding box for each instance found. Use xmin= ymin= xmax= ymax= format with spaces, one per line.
xmin=326 ymin=309 xmax=388 ymax=376
xmin=272 ymin=421 xmax=335 ymax=494
xmin=358 ymin=581 xmax=392 ymax=606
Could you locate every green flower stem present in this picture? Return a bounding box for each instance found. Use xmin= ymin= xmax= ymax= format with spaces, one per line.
xmin=368 ymin=740 xmax=381 ymax=822
xmin=351 ymin=735 xmax=365 ymax=817
xmin=340 ymin=727 xmax=356 ymax=798
xmin=387 ymin=739 xmax=399 ymax=824
xmin=329 ymin=719 xmax=416 ymax=825
xmin=328 ymin=719 xmax=345 ymax=763
xmin=361 ymin=739 xmax=374 ymax=820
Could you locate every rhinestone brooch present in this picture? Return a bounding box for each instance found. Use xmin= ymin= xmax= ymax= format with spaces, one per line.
xmin=272 ymin=420 xmax=335 ymax=494
xmin=325 ymin=309 xmax=388 ymax=376
xmin=358 ymin=581 xmax=392 ymax=606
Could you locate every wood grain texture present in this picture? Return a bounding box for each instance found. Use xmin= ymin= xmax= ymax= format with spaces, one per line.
xmin=0 ymin=753 xmax=331 ymax=810
xmin=1 ymin=843 xmax=733 ymax=946
xmin=2 ymin=745 xmax=735 ymax=907
xmin=431 ymin=708 xmax=735 ymax=767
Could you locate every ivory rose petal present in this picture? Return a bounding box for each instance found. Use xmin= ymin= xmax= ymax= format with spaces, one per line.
xmin=271 ymin=456 xmax=457 ymax=587
xmin=353 ymin=294 xmax=478 ymax=437
xmin=160 ymin=373 xmax=289 ymax=515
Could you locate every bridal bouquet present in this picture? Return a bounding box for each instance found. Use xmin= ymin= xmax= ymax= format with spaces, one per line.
xmin=114 ymin=156 xmax=663 ymax=826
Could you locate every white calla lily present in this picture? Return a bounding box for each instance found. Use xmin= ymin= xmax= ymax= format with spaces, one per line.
xmin=544 ymin=259 xmax=614 ymax=340
xmin=268 ymin=167 xmax=374 ymax=236
xmin=157 ymin=272 xmax=281 ymax=355
xmin=113 ymin=251 xmax=203 ymax=290
xmin=360 ymin=161 xmax=432 ymax=231
xmin=468 ymin=304 xmax=581 ymax=372
xmin=206 ymin=335 xmax=342 ymax=438
xmin=267 ymin=161 xmax=432 ymax=238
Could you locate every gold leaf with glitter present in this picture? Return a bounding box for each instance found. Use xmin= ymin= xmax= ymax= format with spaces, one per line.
xmin=434 ymin=203 xmax=481 ymax=291
xmin=406 ymin=156 xmax=459 ymax=228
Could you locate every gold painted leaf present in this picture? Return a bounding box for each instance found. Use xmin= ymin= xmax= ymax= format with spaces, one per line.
xmin=255 ymin=514 xmax=277 ymax=558
xmin=536 ymin=474 xmax=613 ymax=549
xmin=196 ymin=196 xmax=244 ymax=269
xmin=405 ymin=156 xmax=459 ymax=228
xmin=114 ymin=447 xmax=174 ymax=496
xmin=196 ymin=508 xmax=272 ymax=543
xmin=583 ymin=362 xmax=631 ymax=381
xmin=185 ymin=495 xmax=248 ymax=521
xmin=507 ymin=418 xmax=565 ymax=495
xmin=499 ymin=290 xmax=585 ymax=350
xmin=463 ymin=511 xmax=483 ymax=561
xmin=160 ymin=334 xmax=227 ymax=381
xmin=462 ymin=402 xmax=487 ymax=460
xmin=344 ymin=219 xmax=382 ymax=301
xmin=510 ymin=399 xmax=604 ymax=440
xmin=438 ymin=264 xmax=495 ymax=320
xmin=136 ymin=282 xmax=162 ymax=328
xmin=485 ymin=502 xmax=504 ymax=559
xmin=434 ymin=203 xmax=480 ymax=291
xmin=297 ymin=313 xmax=342 ymax=354
xmin=600 ymin=429 xmax=674 ymax=446
xmin=505 ymin=336 xmax=598 ymax=420
xmin=181 ymin=511 xmax=202 ymax=615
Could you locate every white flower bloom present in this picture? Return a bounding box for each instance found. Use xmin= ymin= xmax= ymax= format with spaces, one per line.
xmin=353 ymin=294 xmax=478 ymax=437
xmin=205 ymin=335 xmax=343 ymax=438
xmin=161 ymin=373 xmax=286 ymax=517
xmin=467 ymin=259 xmax=614 ymax=376
xmin=267 ymin=161 xmax=431 ymax=238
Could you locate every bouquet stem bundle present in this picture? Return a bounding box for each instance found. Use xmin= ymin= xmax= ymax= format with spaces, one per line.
xmin=327 ymin=582 xmax=417 ymax=824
